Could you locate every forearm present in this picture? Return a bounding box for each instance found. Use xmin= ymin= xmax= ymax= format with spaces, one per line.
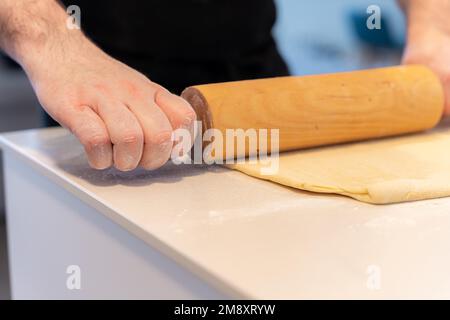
xmin=399 ymin=0 xmax=450 ymax=37
xmin=0 ymin=0 xmax=85 ymax=73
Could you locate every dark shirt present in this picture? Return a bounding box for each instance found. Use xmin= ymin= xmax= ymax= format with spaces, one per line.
xmin=60 ymin=0 xmax=289 ymax=94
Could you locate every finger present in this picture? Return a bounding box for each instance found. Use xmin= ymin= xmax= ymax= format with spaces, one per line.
xmin=56 ymin=105 xmax=113 ymax=169
xmin=155 ymin=90 xmax=197 ymax=154
xmin=127 ymin=97 xmax=174 ymax=170
xmin=96 ymin=97 xmax=144 ymax=171
xmin=155 ymin=89 xmax=196 ymax=132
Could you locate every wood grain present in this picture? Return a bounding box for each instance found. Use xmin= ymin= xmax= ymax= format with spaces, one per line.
xmin=182 ymin=65 xmax=444 ymax=158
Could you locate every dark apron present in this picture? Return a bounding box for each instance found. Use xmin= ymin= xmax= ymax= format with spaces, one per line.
xmin=45 ymin=0 xmax=289 ymax=126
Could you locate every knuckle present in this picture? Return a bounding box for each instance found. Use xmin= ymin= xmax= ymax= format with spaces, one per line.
xmin=125 ymin=83 xmax=140 ymax=98
xmin=147 ymin=130 xmax=173 ymax=146
xmin=118 ymin=130 xmax=143 ymax=145
xmin=85 ymin=133 xmax=110 ymax=150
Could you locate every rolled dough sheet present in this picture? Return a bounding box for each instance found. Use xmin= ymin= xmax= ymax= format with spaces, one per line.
xmin=228 ymin=123 xmax=450 ymax=204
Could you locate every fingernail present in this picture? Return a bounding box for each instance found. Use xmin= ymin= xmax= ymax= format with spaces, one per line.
xmin=91 ymin=144 xmax=112 ymax=169
xmin=118 ymin=153 xmax=137 ymax=171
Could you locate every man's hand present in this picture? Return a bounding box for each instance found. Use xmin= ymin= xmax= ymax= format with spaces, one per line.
xmin=0 ymin=0 xmax=196 ymax=171
xmin=31 ymin=37 xmax=197 ymax=171
xmin=400 ymin=0 xmax=450 ymax=115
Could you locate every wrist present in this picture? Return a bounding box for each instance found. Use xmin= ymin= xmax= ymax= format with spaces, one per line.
xmin=19 ymin=29 xmax=90 ymax=83
xmin=0 ymin=0 xmax=89 ymax=80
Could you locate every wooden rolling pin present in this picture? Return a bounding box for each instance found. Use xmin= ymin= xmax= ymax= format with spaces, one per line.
xmin=181 ymin=65 xmax=444 ymax=158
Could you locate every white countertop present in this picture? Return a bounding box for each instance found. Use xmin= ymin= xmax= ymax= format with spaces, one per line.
xmin=1 ymin=128 xmax=450 ymax=299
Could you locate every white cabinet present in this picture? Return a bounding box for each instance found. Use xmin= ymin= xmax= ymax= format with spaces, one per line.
xmin=2 ymin=128 xmax=450 ymax=299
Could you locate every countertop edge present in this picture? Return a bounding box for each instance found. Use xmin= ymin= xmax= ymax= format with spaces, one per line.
xmin=0 ymin=130 xmax=253 ymax=299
